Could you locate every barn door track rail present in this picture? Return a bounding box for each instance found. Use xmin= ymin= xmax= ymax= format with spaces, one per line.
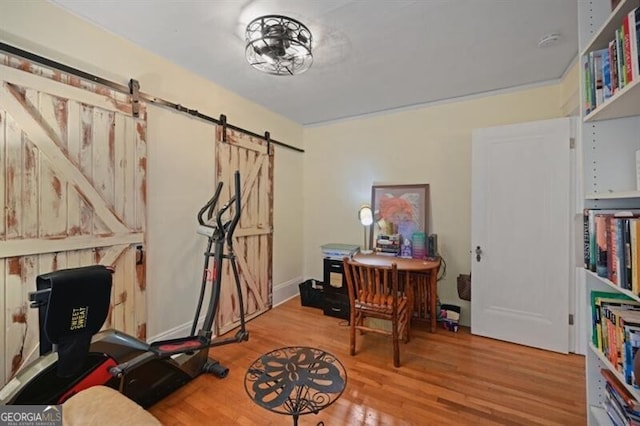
xmin=0 ymin=42 xmax=303 ymax=153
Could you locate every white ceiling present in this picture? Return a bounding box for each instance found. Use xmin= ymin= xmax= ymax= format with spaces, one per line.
xmin=50 ymin=0 xmax=578 ymax=126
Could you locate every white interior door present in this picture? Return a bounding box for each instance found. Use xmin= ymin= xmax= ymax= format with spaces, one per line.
xmin=471 ymin=117 xmax=571 ymax=353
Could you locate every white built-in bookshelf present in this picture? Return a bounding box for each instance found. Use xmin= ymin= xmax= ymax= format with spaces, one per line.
xmin=580 ymin=0 xmax=640 ymax=425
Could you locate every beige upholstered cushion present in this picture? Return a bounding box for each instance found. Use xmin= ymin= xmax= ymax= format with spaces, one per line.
xmin=62 ymin=385 xmax=161 ymax=426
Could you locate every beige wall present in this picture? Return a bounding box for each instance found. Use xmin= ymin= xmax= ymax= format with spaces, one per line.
xmin=303 ymin=80 xmax=576 ymax=326
xmin=561 ymin=60 xmax=580 ymax=116
xmin=1 ymin=0 xmax=580 ymax=334
xmin=0 ymin=0 xmax=305 ymax=338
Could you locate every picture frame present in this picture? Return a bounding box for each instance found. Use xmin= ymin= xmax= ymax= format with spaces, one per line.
xmin=370 ymin=184 xmax=430 ymax=249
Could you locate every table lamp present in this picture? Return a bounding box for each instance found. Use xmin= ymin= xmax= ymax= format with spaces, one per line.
xmin=358 ymin=204 xmax=373 ymax=254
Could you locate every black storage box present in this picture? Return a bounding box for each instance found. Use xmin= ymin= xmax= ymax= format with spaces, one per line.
xmin=299 ymin=279 xmax=324 ymax=309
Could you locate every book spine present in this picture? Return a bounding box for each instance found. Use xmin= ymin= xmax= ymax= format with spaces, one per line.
xmin=612 ymin=218 xmax=620 ymax=285
xmin=630 ymin=8 xmax=639 ymax=79
xmin=603 ymin=48 xmax=612 ymax=100
xmin=591 ymin=49 xmax=596 ymax=108
xmin=624 ymin=14 xmax=633 ymax=85
xmin=590 ymin=210 xmax=598 ymax=271
xmin=636 ymin=8 xmax=640 ymax=79
xmin=584 ymin=209 xmax=591 ymax=269
xmin=629 ymin=219 xmax=640 ymax=294
xmin=610 ymin=39 xmax=619 ymax=94
xmin=617 ymin=26 xmax=626 ymax=89
xmin=596 ymin=215 xmax=610 ymax=278
xmin=624 ymin=219 xmax=632 ymax=290
xmin=584 ymin=55 xmax=592 ymax=114
xmin=594 ymin=49 xmax=605 ymax=106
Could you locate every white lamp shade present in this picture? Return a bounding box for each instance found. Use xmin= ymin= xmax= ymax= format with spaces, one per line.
xmin=359 ymin=206 xmax=373 ymax=226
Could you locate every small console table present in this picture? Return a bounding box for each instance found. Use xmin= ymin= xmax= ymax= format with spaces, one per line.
xmin=244 ymin=346 xmax=347 ymax=426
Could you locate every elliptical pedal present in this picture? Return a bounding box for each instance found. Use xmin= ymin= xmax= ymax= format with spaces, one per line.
xmin=150 ymin=336 xmax=209 ymax=357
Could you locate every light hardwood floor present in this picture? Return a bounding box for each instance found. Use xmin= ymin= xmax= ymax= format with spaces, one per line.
xmin=149 ymin=297 xmax=586 ymax=425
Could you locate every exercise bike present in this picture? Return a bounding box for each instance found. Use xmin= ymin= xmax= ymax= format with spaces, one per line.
xmin=0 ymin=171 xmax=249 ymax=407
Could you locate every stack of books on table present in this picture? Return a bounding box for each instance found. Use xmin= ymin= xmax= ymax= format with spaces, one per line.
xmin=321 ymin=243 xmax=360 ymax=260
xmin=375 ymin=234 xmax=400 ymax=256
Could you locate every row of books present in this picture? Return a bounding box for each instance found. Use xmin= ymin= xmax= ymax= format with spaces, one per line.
xmin=374 ymin=233 xmax=401 ymax=255
xmin=374 ymin=233 xmax=439 ymax=259
xmin=591 ymin=290 xmax=640 ymax=389
xmin=583 ymin=209 xmax=640 ymax=293
xmin=601 ymin=368 xmax=640 ymax=425
xmin=583 ymin=6 xmax=640 ymax=114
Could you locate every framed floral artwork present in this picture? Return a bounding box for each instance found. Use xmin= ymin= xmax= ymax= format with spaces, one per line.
xmin=370 ymin=184 xmax=430 ymax=248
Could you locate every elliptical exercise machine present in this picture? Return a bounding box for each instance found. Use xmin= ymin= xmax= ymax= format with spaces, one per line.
xmin=0 ymin=171 xmax=249 ymax=407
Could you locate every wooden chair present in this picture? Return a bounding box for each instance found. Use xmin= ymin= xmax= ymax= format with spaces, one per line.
xmin=342 ymin=258 xmax=412 ymax=367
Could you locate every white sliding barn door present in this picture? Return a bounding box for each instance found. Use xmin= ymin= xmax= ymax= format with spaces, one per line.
xmin=0 ymin=63 xmax=147 ymax=385
xmin=471 ymin=118 xmax=571 ymax=353
xmin=215 ymin=127 xmax=273 ymax=335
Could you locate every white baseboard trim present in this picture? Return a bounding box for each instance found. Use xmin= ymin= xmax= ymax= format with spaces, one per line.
xmin=273 ymin=276 xmax=302 ymax=308
xmin=150 ymin=278 xmax=303 ymax=341
xmin=148 ymin=318 xmax=204 ymax=343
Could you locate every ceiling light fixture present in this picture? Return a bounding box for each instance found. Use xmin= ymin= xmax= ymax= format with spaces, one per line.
xmin=537 ymin=33 xmax=561 ymax=48
xmin=245 ymin=15 xmax=313 ymax=76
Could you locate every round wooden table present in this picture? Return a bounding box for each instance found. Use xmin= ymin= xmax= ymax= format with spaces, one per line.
xmin=352 ymin=253 xmax=441 ymax=332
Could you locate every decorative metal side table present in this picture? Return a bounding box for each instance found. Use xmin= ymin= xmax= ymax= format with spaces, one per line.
xmin=244 ymin=346 xmax=347 ymax=426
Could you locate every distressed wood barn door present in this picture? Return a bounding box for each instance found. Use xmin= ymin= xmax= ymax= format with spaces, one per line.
xmin=215 ymin=127 xmax=273 ymax=335
xmin=0 ymin=63 xmax=147 ymax=385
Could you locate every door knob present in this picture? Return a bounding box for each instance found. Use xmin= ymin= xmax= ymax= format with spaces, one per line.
xmin=475 ymin=246 xmax=482 ymax=262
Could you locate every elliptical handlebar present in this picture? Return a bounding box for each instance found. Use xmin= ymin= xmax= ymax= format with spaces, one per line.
xmin=226 ymin=171 xmax=241 ymax=246
xmin=197 ymin=182 xmax=223 ymax=227
xmin=215 ymin=195 xmax=235 ymax=235
xmin=197 ymin=172 xmax=240 ymax=241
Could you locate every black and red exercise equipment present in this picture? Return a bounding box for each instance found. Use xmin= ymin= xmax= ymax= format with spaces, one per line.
xmin=0 ymin=171 xmax=248 ymax=407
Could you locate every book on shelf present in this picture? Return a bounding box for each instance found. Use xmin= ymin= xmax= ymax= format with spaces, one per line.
xmin=624 ymin=324 xmax=640 ymax=387
xmin=592 ymin=48 xmax=606 ymax=108
xmin=603 ymin=383 xmax=640 ymax=426
xmin=375 ymin=234 xmax=401 ymax=256
xmin=601 ymin=368 xmax=640 ymax=412
xmin=591 ymin=290 xmax=637 ymax=348
xmin=582 ymin=8 xmax=640 ymax=115
xmin=623 ymin=7 xmax=640 ymax=84
xmin=594 ymin=298 xmax=640 ymax=389
xmin=611 ymin=218 xmax=621 ymax=285
xmin=610 ymin=38 xmax=620 ymax=95
xmin=604 ymin=306 xmax=640 ymax=373
xmin=625 ymin=219 xmax=633 ymax=290
xmin=583 ymin=55 xmax=593 ymax=114
xmin=597 ymin=298 xmax=640 ymax=357
xmin=603 ymin=47 xmax=613 ymax=100
xmin=636 ymin=7 xmax=640 ymax=79
xmin=595 ymin=213 xmax=612 ymax=278
xmin=584 ymin=210 xmax=640 ymax=286
xmin=624 ymin=11 xmax=633 ymax=85
xmin=633 ymin=219 xmax=640 ymax=295
xmin=603 ymin=393 xmax=627 ymax=426
xmin=374 ymin=251 xmax=398 ymax=257
xmin=617 ymin=26 xmax=626 ymax=90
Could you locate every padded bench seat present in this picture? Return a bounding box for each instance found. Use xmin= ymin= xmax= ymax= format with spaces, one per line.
xmin=62 ymin=386 xmax=161 ymax=426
